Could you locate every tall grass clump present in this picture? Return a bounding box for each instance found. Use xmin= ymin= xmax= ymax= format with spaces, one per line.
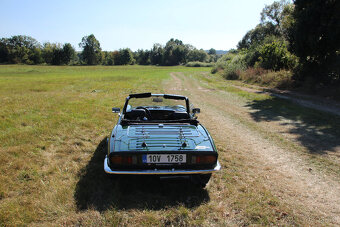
xmin=223 ymin=65 xmax=242 ymax=80
xmin=239 ymin=68 xmax=294 ymax=89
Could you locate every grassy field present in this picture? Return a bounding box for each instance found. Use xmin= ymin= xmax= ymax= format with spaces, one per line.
xmin=0 ymin=65 xmax=211 ymax=226
xmin=1 ymin=65 xmax=339 ymax=226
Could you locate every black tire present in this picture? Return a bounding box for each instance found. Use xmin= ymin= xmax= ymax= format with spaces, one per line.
xmin=191 ymin=174 xmax=212 ymax=188
xmin=199 ymin=174 xmax=212 ymax=188
xmin=106 ymin=173 xmax=121 ymax=181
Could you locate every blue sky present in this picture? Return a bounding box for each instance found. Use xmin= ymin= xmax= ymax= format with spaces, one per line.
xmin=0 ymin=0 xmax=275 ymax=51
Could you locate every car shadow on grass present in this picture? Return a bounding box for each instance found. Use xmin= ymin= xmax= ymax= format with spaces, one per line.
xmin=246 ymin=97 xmax=340 ymax=155
xmin=74 ymin=138 xmax=210 ymax=211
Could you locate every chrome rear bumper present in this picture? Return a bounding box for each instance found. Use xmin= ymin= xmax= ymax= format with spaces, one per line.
xmin=104 ymin=155 xmax=221 ymax=175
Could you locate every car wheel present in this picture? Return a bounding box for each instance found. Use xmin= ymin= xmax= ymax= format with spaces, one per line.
xmin=191 ymin=174 xmax=211 ymax=188
xmin=106 ymin=173 xmax=121 ymax=181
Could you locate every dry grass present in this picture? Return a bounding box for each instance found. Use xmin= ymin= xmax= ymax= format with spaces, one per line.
xmin=0 ymin=65 xmax=214 ymax=226
xmin=168 ymin=72 xmax=340 ymax=225
xmin=239 ymin=68 xmax=294 ymax=89
xmin=195 ymin=72 xmax=340 ymax=176
xmin=2 ymin=65 xmax=336 ymax=226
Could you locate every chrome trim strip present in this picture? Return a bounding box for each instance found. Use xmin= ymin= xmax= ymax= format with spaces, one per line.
xmin=104 ymin=156 xmax=221 ymax=175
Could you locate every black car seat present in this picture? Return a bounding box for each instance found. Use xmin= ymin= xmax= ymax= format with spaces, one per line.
xmin=169 ymin=111 xmax=190 ymax=120
xmin=124 ymin=109 xmax=146 ymax=120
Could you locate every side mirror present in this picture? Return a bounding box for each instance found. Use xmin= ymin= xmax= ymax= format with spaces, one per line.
xmin=192 ymin=108 xmax=200 ymax=114
xmin=112 ymin=107 xmax=120 ymax=113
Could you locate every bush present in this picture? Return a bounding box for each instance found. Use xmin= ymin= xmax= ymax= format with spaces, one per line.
xmin=211 ymin=53 xmax=235 ymax=73
xmin=186 ymin=49 xmax=208 ymax=62
xmin=185 ymin=61 xmax=214 ymax=67
xmin=257 ymin=41 xmax=297 ymax=71
xmin=222 ymin=66 xmax=241 ymax=80
xmin=243 ymin=47 xmax=261 ymax=67
xmin=220 ymin=53 xmax=247 ymax=80
xmin=212 ymin=52 xmax=246 ymax=77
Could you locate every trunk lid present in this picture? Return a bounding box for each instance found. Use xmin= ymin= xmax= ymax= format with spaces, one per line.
xmin=113 ymin=124 xmax=214 ymax=152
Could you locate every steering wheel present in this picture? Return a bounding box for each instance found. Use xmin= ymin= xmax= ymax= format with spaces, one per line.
xmin=136 ymin=106 xmax=152 ymax=120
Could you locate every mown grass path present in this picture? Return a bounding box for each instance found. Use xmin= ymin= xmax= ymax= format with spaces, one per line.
xmin=166 ymin=72 xmax=340 ymax=225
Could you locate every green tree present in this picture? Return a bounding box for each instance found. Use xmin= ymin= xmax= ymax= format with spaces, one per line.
xmin=261 ymin=0 xmax=294 ymax=38
xmin=258 ymin=40 xmax=296 ymax=71
xmin=150 ymin=43 xmax=164 ymax=65
xmin=79 ymin=34 xmax=102 ymax=65
xmin=280 ymin=3 xmax=295 ymax=40
xmin=1 ymin=35 xmax=42 ymax=64
xmin=237 ymin=23 xmax=279 ymax=49
xmin=29 ymin=47 xmax=43 ymax=64
xmin=290 ymin=0 xmax=340 ymax=85
xmin=187 ymin=49 xmax=208 ymax=62
xmin=208 ymin=48 xmax=216 ymax=55
xmin=112 ymin=51 xmax=121 ymax=65
xmin=42 ymin=42 xmax=76 ymax=65
xmin=261 ymin=0 xmax=290 ymax=28
xmin=102 ymin=51 xmax=115 ymax=65
xmin=42 ymin=42 xmax=63 ymax=65
xmin=62 ymin=43 xmax=76 ymax=65
xmin=163 ymin=38 xmax=189 ymax=65
xmin=112 ymin=48 xmax=135 ymax=65
xmin=119 ymin=48 xmax=135 ymax=65
xmin=136 ymin=49 xmax=151 ymax=65
xmin=0 ymin=39 xmax=9 ymax=63
xmin=42 ymin=42 xmax=56 ymax=64
xmin=238 ymin=0 xmax=293 ymax=50
xmin=52 ymin=47 xmax=63 ymax=65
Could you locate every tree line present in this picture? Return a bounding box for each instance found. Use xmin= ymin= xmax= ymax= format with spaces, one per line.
xmin=212 ymin=0 xmax=339 ymax=87
xmin=0 ymin=36 xmax=76 ymax=65
xmin=1 ymin=0 xmax=338 ymax=87
xmin=0 ymin=34 xmax=219 ymax=66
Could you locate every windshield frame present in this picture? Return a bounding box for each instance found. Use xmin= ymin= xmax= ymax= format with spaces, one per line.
xmin=122 ymin=93 xmax=190 ymax=114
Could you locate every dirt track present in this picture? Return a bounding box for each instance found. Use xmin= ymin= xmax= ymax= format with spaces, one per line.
xmin=231 ymin=84 xmax=340 ymax=117
xmin=165 ymin=72 xmax=340 ymax=225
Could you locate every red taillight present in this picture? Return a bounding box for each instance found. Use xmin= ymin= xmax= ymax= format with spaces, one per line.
xmin=194 ymin=155 xmax=216 ymax=164
xmin=110 ymin=155 xmax=133 ymax=165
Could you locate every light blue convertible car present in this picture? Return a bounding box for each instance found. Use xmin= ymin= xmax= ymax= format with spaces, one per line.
xmin=104 ymin=93 xmax=221 ymax=187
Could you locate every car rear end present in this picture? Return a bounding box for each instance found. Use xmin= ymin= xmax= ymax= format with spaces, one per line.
xmin=104 ymin=124 xmax=220 ymax=179
xmin=104 ymin=150 xmax=220 ymax=175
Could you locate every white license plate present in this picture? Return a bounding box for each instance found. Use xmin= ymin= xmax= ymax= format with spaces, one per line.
xmin=143 ymin=154 xmax=186 ymax=163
